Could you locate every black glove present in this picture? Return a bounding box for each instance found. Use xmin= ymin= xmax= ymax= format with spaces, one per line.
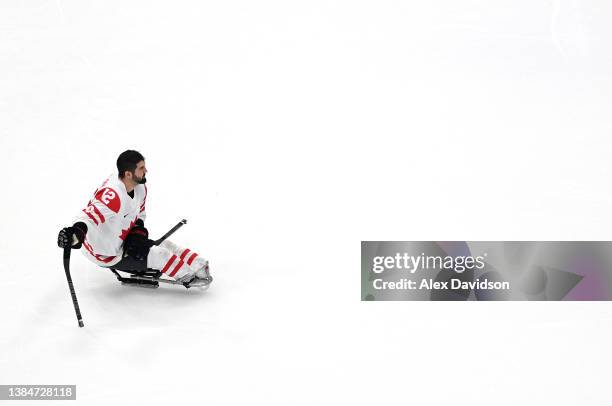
xmin=57 ymin=222 xmax=88 ymax=249
xmin=124 ymin=221 xmax=151 ymax=261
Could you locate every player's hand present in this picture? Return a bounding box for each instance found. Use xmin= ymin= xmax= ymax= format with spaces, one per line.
xmin=57 ymin=227 xmax=82 ymax=249
xmin=124 ymin=224 xmax=151 ymax=261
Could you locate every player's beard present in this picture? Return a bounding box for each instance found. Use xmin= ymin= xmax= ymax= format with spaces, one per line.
xmin=134 ymin=175 xmax=147 ymax=184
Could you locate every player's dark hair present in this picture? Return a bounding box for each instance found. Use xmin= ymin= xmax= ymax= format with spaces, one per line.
xmin=117 ymin=150 xmax=145 ymax=178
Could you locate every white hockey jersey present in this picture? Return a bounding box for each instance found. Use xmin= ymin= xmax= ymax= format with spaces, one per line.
xmin=74 ymin=174 xmax=147 ymax=265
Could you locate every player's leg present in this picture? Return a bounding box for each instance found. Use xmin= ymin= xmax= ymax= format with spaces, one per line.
xmin=146 ymin=244 xmax=211 ymax=281
xmin=99 ymin=241 xmax=209 ymax=282
xmin=101 ymin=245 xmax=194 ymax=281
xmin=159 ymin=239 xmax=210 ymax=279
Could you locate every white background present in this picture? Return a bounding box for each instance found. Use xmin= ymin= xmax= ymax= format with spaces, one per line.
xmin=1 ymin=0 xmax=612 ymax=404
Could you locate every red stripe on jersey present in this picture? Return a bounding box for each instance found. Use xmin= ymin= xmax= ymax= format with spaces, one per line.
xmin=83 ymin=240 xmax=116 ymax=263
xmin=83 ymin=241 xmax=97 ymax=257
xmin=83 ymin=242 xmax=99 ymax=260
xmin=169 ymin=260 xmax=185 ymax=277
xmin=83 ymin=209 xmax=99 ymax=225
xmin=140 ymin=186 xmax=147 ymax=211
xmin=83 ymin=240 xmax=93 ymax=254
xmin=187 ymin=252 xmax=198 ymax=265
xmin=91 ymin=205 xmax=106 ymax=224
xmin=97 ymin=255 xmax=116 ymax=263
xmin=180 ymin=249 xmax=191 ymax=261
xmin=161 ymin=255 xmax=177 ymax=274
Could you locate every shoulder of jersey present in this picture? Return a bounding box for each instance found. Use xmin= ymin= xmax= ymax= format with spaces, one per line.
xmin=94 ymin=186 xmax=122 ymax=213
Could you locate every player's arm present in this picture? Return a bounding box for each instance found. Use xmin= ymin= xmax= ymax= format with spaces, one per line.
xmin=58 ymin=187 xmax=122 ymax=249
xmin=121 ymin=185 xmax=149 ymax=260
xmin=138 ymin=184 xmax=147 ymax=223
xmin=139 ymin=208 xmax=147 ymax=224
xmin=79 ymin=187 xmax=121 ymax=227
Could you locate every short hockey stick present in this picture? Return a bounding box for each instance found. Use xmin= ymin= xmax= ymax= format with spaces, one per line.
xmin=62 ymin=247 xmax=84 ymax=328
xmin=152 ymin=219 xmax=187 ymax=246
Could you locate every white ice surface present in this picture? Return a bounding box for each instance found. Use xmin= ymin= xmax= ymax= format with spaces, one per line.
xmin=2 ymin=1 xmax=612 ymax=405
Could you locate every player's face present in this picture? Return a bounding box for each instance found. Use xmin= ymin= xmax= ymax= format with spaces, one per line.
xmin=132 ymin=161 xmax=147 ymax=184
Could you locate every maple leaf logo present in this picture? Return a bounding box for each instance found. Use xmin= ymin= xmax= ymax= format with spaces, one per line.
xmin=119 ymin=218 xmax=137 ymax=241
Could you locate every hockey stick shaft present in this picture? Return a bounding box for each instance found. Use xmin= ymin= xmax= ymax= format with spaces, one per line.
xmin=153 ymin=219 xmax=187 ymax=246
xmin=63 ymin=247 xmax=84 ymax=328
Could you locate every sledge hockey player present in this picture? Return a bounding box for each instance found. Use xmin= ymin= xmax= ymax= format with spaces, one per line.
xmin=56 ymin=150 xmax=211 ymax=288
